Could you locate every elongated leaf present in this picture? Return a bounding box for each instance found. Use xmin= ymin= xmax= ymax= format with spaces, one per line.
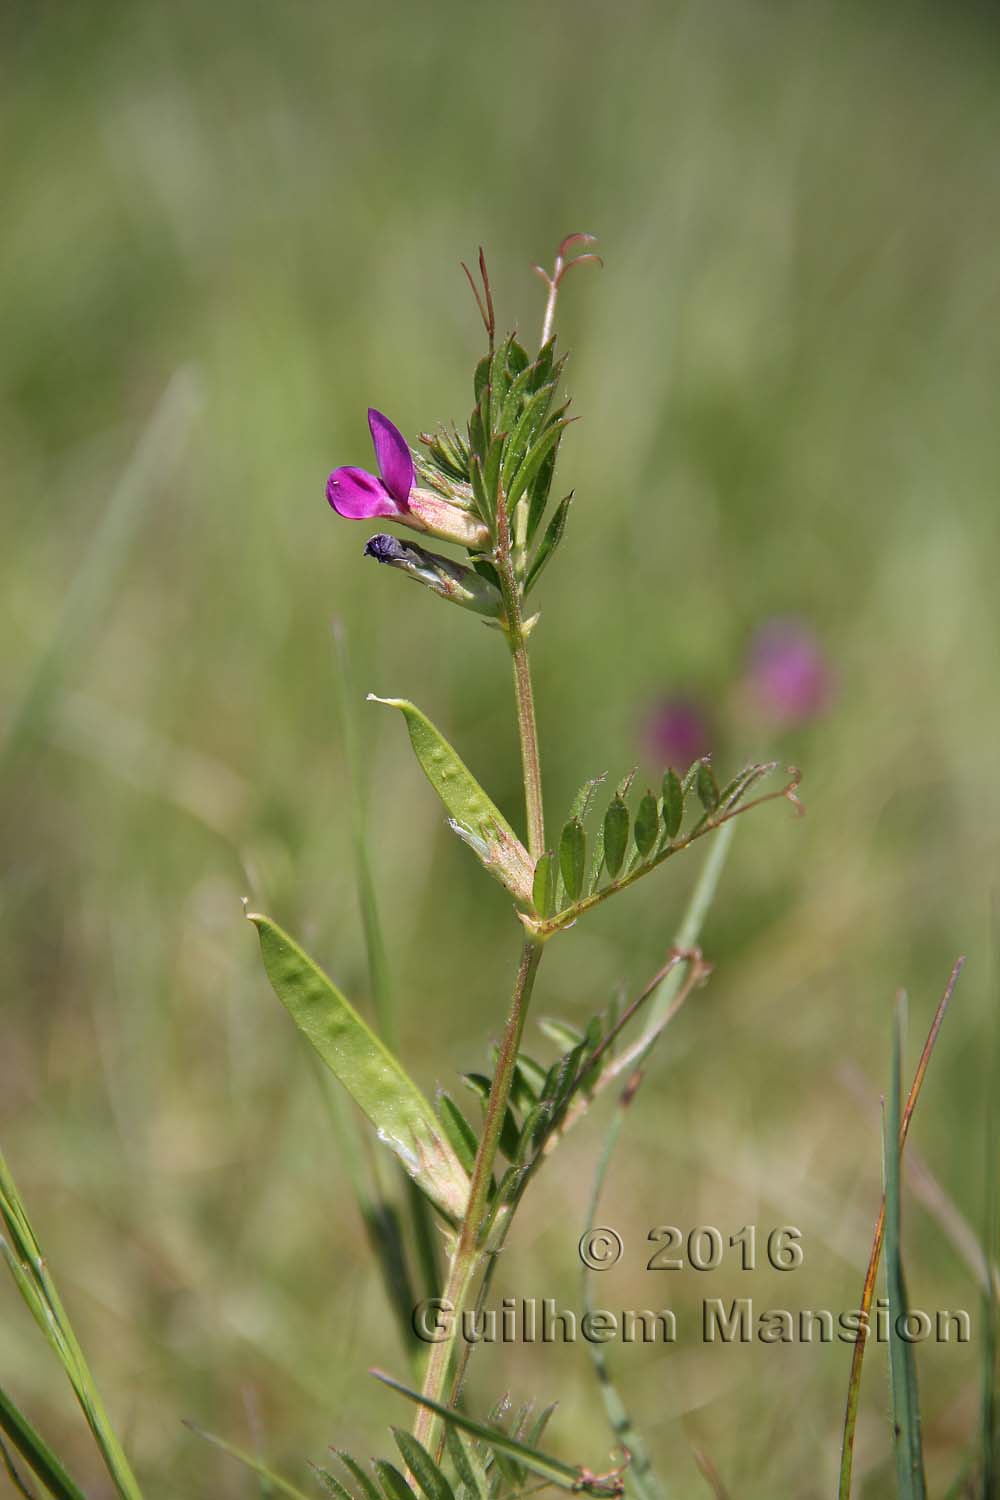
xmin=516 ymin=1053 xmax=549 ymax=1095
xmin=661 ymin=769 xmax=683 ymax=839
xmin=313 ymin=1466 xmax=355 ymax=1500
xmin=506 ymin=338 xmax=530 ymax=378
xmin=532 ymin=852 xmax=556 ymax=919
xmin=526 ymin=446 xmax=559 ymax=543
xmin=247 ymin=913 xmax=469 ymax=1221
xmin=369 ymin=697 xmax=533 ymax=905
xmin=184 ymin=1424 xmax=314 ymax=1500
xmin=885 ymin=996 xmax=927 ymax=1499
xmin=502 ymin=385 xmax=555 ymax=483
xmin=391 ymin=1432 xmax=455 ymax=1500
xmin=507 ymin=418 xmax=572 ymax=509
xmin=374 ymin=1460 xmax=415 ymax=1500
xmin=497 ymin=356 xmax=537 ymax=436
xmin=634 ymin=793 xmax=659 ymax=858
xmin=559 ymin=819 xmax=586 ymax=903
xmin=372 ymin=1373 xmax=619 ymax=1496
xmin=525 ymin=497 xmax=572 ymax=595
xmin=436 ymin=1093 xmax=479 ymax=1175
xmin=538 ymin=1018 xmax=584 ymax=1051
xmin=461 ymin=1075 xmax=519 ymax=1159
xmin=0 ymin=1387 xmax=86 ymax=1500
xmin=336 ymin=1452 xmax=383 ymax=1500
xmin=602 ymin=798 xmax=629 ymax=878
xmin=482 ymin=436 xmax=504 ymax=523
xmin=445 ymin=1426 xmax=488 ymax=1500
xmin=469 ymin=456 xmax=491 ymax=527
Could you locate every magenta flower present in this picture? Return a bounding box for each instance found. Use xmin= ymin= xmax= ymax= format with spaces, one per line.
xmin=747 ymin=618 xmax=834 ymax=726
xmin=326 ymin=409 xmax=489 ymax=549
xmin=645 ymin=696 xmax=712 ymax=770
xmin=327 ymin=408 xmax=414 ymax=520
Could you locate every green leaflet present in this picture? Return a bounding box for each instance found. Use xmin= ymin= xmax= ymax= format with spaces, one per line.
xmin=661 ymin=769 xmax=684 ymax=839
xmin=633 ymin=793 xmax=659 ymax=858
xmin=247 ymin=913 xmax=470 ymax=1222
xmin=559 ymin=818 xmax=586 ymax=902
xmin=369 ymin=696 xmax=534 ymax=906
xmin=390 ymin=1431 xmax=456 ymax=1500
xmin=532 ymin=851 xmax=556 ymax=918
xmin=602 ymin=797 xmax=629 ymax=878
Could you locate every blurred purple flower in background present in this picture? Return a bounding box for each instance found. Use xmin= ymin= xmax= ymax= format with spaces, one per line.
xmin=747 ymin=617 xmax=834 ymax=727
xmin=645 ymin=696 xmax=712 ymax=769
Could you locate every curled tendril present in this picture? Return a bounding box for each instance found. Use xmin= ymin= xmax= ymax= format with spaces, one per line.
xmin=534 ymin=233 xmax=603 ymax=344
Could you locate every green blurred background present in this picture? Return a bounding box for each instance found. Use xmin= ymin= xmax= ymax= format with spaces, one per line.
xmin=2 ymin=1 xmax=999 ymax=1495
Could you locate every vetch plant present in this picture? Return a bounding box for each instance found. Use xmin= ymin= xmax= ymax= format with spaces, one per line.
xmin=3 ymin=239 xmax=983 ymax=1500
xmin=243 ymin=237 xmax=801 ymax=1487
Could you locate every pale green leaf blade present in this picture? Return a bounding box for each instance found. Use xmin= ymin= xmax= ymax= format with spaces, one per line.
xmin=368 ymin=697 xmax=533 ymax=905
xmin=247 ymin=913 xmax=469 ymax=1221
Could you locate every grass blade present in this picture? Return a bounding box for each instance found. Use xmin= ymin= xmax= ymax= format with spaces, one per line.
xmin=184 ymin=1423 xmax=314 ymax=1500
xmin=837 ymin=957 xmax=964 ymax=1499
xmin=0 ymin=1387 xmax=86 ymax=1500
xmin=884 ymin=993 xmax=927 ymax=1498
xmin=0 ymin=1152 xmax=143 ymax=1500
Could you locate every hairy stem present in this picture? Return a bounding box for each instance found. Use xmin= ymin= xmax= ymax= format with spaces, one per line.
xmin=413 ymin=939 xmax=543 ymax=1455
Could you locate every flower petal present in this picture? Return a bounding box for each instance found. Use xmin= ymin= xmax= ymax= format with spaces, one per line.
xmin=326 ymin=466 xmax=402 ymax=520
xmin=368 ymin=408 xmax=414 ymax=506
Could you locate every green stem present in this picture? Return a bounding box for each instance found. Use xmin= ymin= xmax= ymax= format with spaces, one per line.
xmin=494 ymin=490 xmax=545 ymax=861
xmin=412 ymin=473 xmax=550 ymax=1453
xmin=510 ymin=641 xmax=545 ymax=861
xmin=413 ymin=939 xmax=543 ymax=1455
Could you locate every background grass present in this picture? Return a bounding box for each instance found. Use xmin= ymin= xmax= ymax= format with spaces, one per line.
xmin=2 ymin=1 xmax=998 ymax=1495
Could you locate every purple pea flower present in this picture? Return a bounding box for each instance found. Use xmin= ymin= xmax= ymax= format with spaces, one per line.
xmin=327 ymin=409 xmax=415 ymax=521
xmin=645 ymin=696 xmax=712 ymax=770
xmin=326 ymin=409 xmax=488 ymax=549
xmin=747 ymin=617 xmax=834 ymax=726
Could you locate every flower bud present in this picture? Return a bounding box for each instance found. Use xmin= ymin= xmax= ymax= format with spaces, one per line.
xmin=364 ymin=534 xmax=502 ymax=617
